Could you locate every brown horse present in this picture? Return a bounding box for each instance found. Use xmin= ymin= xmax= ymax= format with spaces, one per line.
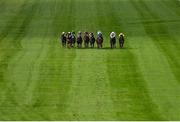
xmin=89 ymin=33 xmax=95 ymax=48
xmin=77 ymin=35 xmax=83 ymax=48
xmin=110 ymin=37 xmax=116 ymax=49
xmin=119 ymin=34 xmax=125 ymax=48
xmin=71 ymin=32 xmax=76 ymax=47
xmin=84 ymin=32 xmax=90 ymax=48
xmin=67 ymin=32 xmax=72 ymax=48
xmin=61 ymin=33 xmax=67 ymax=47
xmin=96 ymin=36 xmax=103 ymax=48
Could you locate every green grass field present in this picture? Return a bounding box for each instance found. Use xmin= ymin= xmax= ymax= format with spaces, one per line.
xmin=0 ymin=0 xmax=180 ymax=120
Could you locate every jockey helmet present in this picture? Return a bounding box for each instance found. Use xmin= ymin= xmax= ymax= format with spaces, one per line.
xmin=72 ymin=31 xmax=75 ymax=34
xmin=119 ymin=33 xmax=124 ymax=37
xmin=84 ymin=32 xmax=89 ymax=36
xmin=62 ymin=32 xmax=65 ymax=35
xmin=97 ymin=31 xmax=102 ymax=36
xmin=110 ymin=32 xmax=116 ymax=38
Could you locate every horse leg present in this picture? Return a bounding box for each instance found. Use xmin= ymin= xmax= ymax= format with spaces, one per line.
xmin=120 ymin=43 xmax=123 ymax=48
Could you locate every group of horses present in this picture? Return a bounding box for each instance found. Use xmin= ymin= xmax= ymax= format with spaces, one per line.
xmin=61 ymin=31 xmax=125 ymax=49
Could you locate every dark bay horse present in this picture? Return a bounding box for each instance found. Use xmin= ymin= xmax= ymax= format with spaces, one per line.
xmin=84 ymin=32 xmax=90 ymax=48
xmin=96 ymin=36 xmax=103 ymax=48
xmin=119 ymin=34 xmax=125 ymax=48
xmin=71 ymin=34 xmax=76 ymax=47
xmin=77 ymin=35 xmax=83 ymax=48
xmin=61 ymin=33 xmax=67 ymax=47
xmin=67 ymin=33 xmax=72 ymax=48
xmin=89 ymin=33 xmax=95 ymax=48
xmin=110 ymin=37 xmax=116 ymax=49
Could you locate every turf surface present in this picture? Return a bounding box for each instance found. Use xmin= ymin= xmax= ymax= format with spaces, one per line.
xmin=0 ymin=0 xmax=180 ymax=120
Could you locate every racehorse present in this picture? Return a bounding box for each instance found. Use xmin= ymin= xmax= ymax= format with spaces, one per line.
xmin=89 ymin=33 xmax=95 ymax=48
xmin=119 ymin=33 xmax=125 ymax=48
xmin=84 ymin=32 xmax=90 ymax=48
xmin=110 ymin=37 xmax=116 ymax=49
xmin=67 ymin=32 xmax=72 ymax=48
xmin=96 ymin=36 xmax=103 ymax=48
xmin=77 ymin=33 xmax=83 ymax=48
xmin=61 ymin=32 xmax=67 ymax=47
xmin=71 ymin=32 xmax=76 ymax=47
xmin=110 ymin=32 xmax=116 ymax=49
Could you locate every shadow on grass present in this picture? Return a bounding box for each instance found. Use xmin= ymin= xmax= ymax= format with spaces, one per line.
xmin=63 ymin=47 xmax=136 ymax=50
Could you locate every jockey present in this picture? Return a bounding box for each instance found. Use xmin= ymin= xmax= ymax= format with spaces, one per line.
xmin=84 ymin=32 xmax=90 ymax=48
xmin=89 ymin=32 xmax=95 ymax=38
xmin=89 ymin=32 xmax=95 ymax=48
xmin=110 ymin=32 xmax=116 ymax=48
xmin=71 ymin=31 xmax=76 ymax=47
xmin=119 ymin=33 xmax=125 ymax=37
xmin=77 ymin=31 xmax=82 ymax=37
xmin=77 ymin=31 xmax=83 ymax=48
xmin=96 ymin=31 xmax=103 ymax=48
xmin=72 ymin=31 xmax=75 ymax=36
xmin=119 ymin=33 xmax=125 ymax=48
xmin=62 ymin=32 xmax=65 ymax=35
xmin=97 ymin=31 xmax=102 ymax=37
xmin=68 ymin=32 xmax=71 ymax=37
xmin=110 ymin=32 xmax=116 ymax=39
xmin=61 ymin=32 xmax=66 ymax=47
xmin=67 ymin=32 xmax=72 ymax=48
xmin=61 ymin=32 xmax=66 ymax=39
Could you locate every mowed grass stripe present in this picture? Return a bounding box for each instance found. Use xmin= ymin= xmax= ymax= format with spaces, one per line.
xmin=0 ymin=0 xmax=35 ymax=44
xmin=130 ymin=0 xmax=180 ymax=120
xmin=106 ymin=0 xmax=163 ymax=120
xmin=162 ymin=0 xmax=180 ymax=17
xmin=64 ymin=0 xmax=116 ymax=120
xmin=28 ymin=0 xmax=76 ymax=120
xmin=0 ymin=0 xmax=51 ymax=120
xmin=0 ymin=0 xmax=26 ymax=68
xmin=0 ymin=0 xmax=76 ymax=120
xmin=0 ymin=0 xmax=26 ymax=36
xmin=143 ymin=0 xmax=180 ymax=83
xmin=66 ymin=50 xmax=116 ymax=120
xmin=0 ymin=0 xmax=37 ymax=107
